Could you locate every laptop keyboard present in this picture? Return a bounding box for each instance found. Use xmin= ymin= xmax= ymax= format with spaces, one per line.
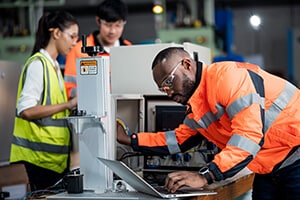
xmin=154 ymin=186 xmax=186 ymax=194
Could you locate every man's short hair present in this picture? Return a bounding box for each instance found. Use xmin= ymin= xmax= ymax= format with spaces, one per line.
xmin=96 ymin=0 xmax=128 ymax=22
xmin=152 ymin=47 xmax=185 ymax=69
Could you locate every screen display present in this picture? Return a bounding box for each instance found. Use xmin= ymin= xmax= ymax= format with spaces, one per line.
xmin=155 ymin=105 xmax=186 ymax=131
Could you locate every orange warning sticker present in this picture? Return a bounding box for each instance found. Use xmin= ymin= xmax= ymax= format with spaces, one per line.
xmin=80 ymin=60 xmax=98 ymax=75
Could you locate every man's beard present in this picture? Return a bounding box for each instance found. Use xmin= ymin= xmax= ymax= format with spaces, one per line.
xmin=181 ymin=77 xmax=195 ymax=105
xmin=171 ymin=74 xmax=195 ymax=105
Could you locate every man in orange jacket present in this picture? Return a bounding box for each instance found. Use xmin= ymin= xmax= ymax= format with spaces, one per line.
xmin=117 ymin=47 xmax=300 ymax=199
xmin=64 ymin=0 xmax=131 ymax=100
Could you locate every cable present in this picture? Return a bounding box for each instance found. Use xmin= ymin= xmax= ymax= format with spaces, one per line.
xmin=118 ymin=151 xmax=143 ymax=161
xmin=26 ymin=188 xmax=65 ymax=200
xmin=116 ymin=117 xmax=132 ymax=136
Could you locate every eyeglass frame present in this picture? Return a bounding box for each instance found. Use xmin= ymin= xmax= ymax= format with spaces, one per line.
xmin=63 ymin=31 xmax=79 ymax=41
xmin=48 ymin=28 xmax=79 ymax=41
xmin=158 ymin=59 xmax=183 ymax=93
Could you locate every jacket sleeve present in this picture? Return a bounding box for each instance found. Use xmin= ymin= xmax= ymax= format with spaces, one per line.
xmin=131 ymin=123 xmax=205 ymax=156
xmin=64 ymin=42 xmax=86 ymax=100
xmin=64 ymin=46 xmax=78 ymax=100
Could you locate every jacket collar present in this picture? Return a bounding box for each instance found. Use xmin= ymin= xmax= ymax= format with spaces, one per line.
xmin=185 ymin=61 xmax=202 ymax=103
xmin=92 ymin=30 xmax=126 ymax=53
xmin=193 ymin=61 xmax=203 ymax=94
xmin=184 ymin=61 xmax=203 ymax=111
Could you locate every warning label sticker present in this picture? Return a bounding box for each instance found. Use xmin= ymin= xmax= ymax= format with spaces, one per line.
xmin=80 ymin=60 xmax=98 ymax=75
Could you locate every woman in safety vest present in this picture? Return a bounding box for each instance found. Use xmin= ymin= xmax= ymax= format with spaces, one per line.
xmin=10 ymin=11 xmax=78 ymax=191
xmin=117 ymin=47 xmax=300 ymax=200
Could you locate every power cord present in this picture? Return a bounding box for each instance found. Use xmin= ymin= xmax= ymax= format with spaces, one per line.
xmin=118 ymin=151 xmax=144 ymax=161
xmin=25 ymin=188 xmax=65 ymax=200
xmin=24 ymin=168 xmax=82 ymax=199
xmin=116 ymin=117 xmax=132 ymax=136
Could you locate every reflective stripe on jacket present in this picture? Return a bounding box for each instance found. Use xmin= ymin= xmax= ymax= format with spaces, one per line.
xmin=10 ymin=52 xmax=70 ymax=173
xmin=64 ymin=32 xmax=132 ymax=100
xmin=133 ymin=61 xmax=300 ymax=181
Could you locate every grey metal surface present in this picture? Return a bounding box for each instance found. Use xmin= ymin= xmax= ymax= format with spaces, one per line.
xmin=74 ymin=56 xmax=113 ymax=193
xmin=46 ymin=191 xmax=170 ymax=200
xmin=0 ymin=60 xmax=22 ymax=165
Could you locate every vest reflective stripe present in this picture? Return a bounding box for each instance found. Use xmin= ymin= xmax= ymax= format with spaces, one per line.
xmin=264 ymin=82 xmax=296 ymax=133
xmin=12 ymin=135 xmax=69 ymax=154
xmin=226 ymin=93 xmax=263 ymax=120
xmin=215 ymin=103 xmax=225 ymax=119
xmin=198 ymin=111 xmax=217 ymax=129
xmin=45 ymin=64 xmax=51 ymax=104
xmin=183 ymin=116 xmax=202 ymax=130
xmin=279 ymin=146 xmax=300 ymax=170
xmin=33 ymin=117 xmax=68 ymax=127
xmin=227 ymin=134 xmax=261 ymax=156
xmin=70 ymin=88 xmax=77 ymax=99
xmin=64 ymin=75 xmax=76 ymax=84
xmin=64 ymin=74 xmax=77 ymax=99
xmin=247 ymin=70 xmax=265 ymax=137
xmin=165 ymin=130 xmax=181 ymax=154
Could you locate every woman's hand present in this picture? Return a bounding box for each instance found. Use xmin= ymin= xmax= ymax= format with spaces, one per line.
xmin=68 ymin=96 xmax=77 ymax=110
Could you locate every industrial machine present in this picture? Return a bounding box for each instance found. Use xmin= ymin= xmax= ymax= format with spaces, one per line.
xmin=64 ymin=35 xmax=114 ymax=194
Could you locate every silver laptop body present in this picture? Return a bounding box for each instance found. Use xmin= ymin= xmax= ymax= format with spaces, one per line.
xmin=97 ymin=157 xmax=216 ymax=199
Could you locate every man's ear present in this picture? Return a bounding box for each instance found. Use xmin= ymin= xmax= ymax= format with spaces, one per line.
xmin=182 ymin=58 xmax=192 ymax=70
xmin=95 ymin=16 xmax=101 ymax=26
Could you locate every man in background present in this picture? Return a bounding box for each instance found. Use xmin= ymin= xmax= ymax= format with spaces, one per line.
xmin=64 ymin=0 xmax=131 ymax=100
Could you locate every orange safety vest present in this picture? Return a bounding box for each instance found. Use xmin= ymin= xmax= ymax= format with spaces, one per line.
xmin=134 ymin=61 xmax=300 ymax=180
xmin=64 ymin=32 xmax=131 ymax=100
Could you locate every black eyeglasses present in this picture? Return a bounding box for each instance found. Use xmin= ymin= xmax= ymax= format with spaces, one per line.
xmin=158 ymin=60 xmax=183 ymax=93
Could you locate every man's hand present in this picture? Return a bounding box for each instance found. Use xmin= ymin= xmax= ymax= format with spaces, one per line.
xmin=164 ymin=171 xmax=207 ymax=193
xmin=116 ymin=119 xmax=131 ymax=145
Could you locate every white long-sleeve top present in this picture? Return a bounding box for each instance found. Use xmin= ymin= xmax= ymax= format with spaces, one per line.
xmin=17 ymin=49 xmax=64 ymax=115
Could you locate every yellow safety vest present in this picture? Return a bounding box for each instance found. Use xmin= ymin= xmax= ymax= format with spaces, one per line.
xmin=10 ymin=52 xmax=70 ymax=173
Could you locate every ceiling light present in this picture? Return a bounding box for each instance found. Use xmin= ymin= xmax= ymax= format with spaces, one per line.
xmin=152 ymin=4 xmax=163 ymax=14
xmin=249 ymin=15 xmax=261 ymax=29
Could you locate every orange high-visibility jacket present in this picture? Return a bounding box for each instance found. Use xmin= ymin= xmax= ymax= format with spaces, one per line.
xmin=132 ymin=61 xmax=300 ymax=181
xmin=64 ymin=31 xmax=131 ymax=100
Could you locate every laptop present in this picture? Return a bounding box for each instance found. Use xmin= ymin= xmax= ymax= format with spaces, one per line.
xmin=97 ymin=157 xmax=216 ymax=199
